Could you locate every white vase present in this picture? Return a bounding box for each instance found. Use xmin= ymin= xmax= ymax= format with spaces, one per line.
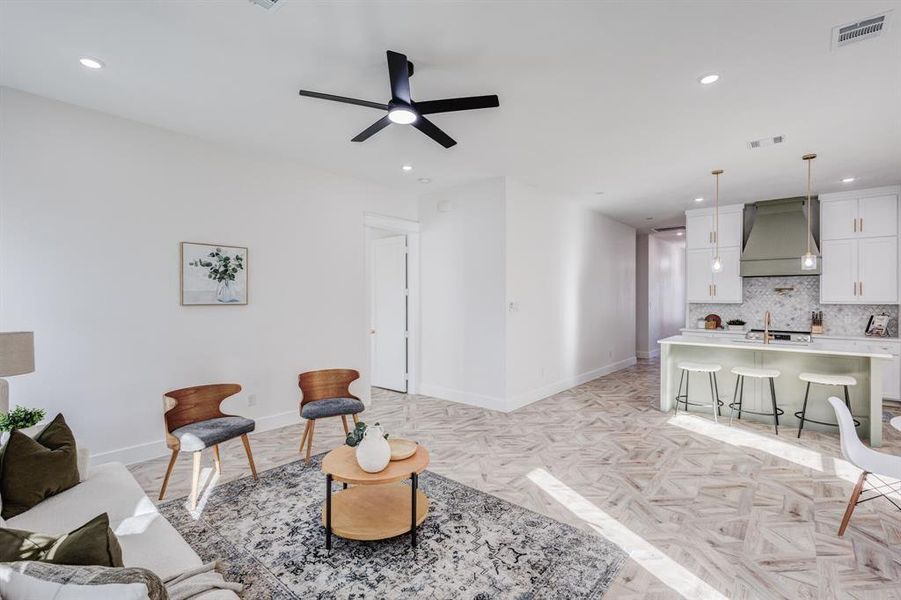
xmin=217 ymin=279 xmax=239 ymax=303
xmin=355 ymin=425 xmax=391 ymax=473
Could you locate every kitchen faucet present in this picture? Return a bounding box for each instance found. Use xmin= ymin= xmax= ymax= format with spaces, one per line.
xmin=763 ymin=311 xmax=773 ymax=344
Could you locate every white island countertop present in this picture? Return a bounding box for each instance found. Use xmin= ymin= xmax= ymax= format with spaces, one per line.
xmin=659 ymin=334 xmax=893 ymax=360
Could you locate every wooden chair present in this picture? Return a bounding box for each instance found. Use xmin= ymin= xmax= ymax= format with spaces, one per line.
xmin=298 ymin=369 xmax=364 ymax=464
xmin=160 ymin=383 xmax=258 ymax=509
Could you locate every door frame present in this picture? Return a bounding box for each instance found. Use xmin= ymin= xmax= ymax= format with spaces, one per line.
xmin=364 ymin=213 xmax=420 ymax=395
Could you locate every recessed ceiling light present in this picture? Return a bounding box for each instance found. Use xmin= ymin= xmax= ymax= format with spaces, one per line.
xmin=418 ymin=178 xmax=431 ymax=184
xmin=402 ymin=165 xmax=413 ymax=172
xmin=79 ymin=57 xmax=104 ymax=70
xmin=646 ymin=217 xmax=653 ymax=221
xmin=388 ymin=108 xmax=417 ymax=125
xmin=698 ymin=73 xmax=720 ymax=85
xmin=594 ymin=191 xmax=604 ymax=195
xmin=694 ymin=197 xmax=704 ymax=202
xmin=676 ymin=231 xmax=684 ymax=236
xmin=841 ymin=177 xmax=855 ymax=183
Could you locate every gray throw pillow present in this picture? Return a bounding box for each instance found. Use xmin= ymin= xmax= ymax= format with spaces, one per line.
xmin=0 ymin=560 xmax=167 ymax=599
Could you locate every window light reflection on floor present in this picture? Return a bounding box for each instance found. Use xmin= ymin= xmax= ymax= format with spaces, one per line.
xmin=526 ymin=468 xmax=728 ymax=600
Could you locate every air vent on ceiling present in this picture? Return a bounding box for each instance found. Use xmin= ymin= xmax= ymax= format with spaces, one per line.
xmin=652 ymin=226 xmax=686 ymax=234
xmin=248 ymin=0 xmax=284 ymax=11
xmin=748 ymin=135 xmax=786 ymax=150
xmin=832 ymin=12 xmax=891 ymax=49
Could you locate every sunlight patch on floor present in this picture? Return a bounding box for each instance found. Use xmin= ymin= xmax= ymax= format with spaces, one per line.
xmin=527 ymin=468 xmax=728 ymax=600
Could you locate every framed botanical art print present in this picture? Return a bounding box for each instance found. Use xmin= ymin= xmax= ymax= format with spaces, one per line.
xmin=180 ymin=242 xmax=248 ymax=305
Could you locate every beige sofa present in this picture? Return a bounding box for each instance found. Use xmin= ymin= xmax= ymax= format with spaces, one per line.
xmin=5 ymin=461 xmax=239 ymax=599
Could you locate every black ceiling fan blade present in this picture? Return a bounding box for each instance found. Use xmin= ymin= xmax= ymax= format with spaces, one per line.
xmin=386 ymin=50 xmax=411 ymax=104
xmin=298 ymin=90 xmax=388 ymax=111
xmin=412 ymin=116 xmax=457 ymax=148
xmin=351 ymin=115 xmax=392 ymax=142
xmin=414 ymin=95 xmax=500 ymax=115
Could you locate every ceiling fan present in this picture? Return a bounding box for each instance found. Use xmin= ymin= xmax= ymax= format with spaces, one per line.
xmin=298 ymin=50 xmax=500 ymax=148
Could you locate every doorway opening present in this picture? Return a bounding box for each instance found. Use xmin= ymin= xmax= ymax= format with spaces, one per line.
xmin=365 ymin=214 xmax=420 ymax=397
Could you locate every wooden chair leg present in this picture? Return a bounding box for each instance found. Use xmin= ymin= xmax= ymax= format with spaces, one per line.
xmin=212 ymin=444 xmax=221 ymax=475
xmin=299 ymin=420 xmax=312 ymax=453
xmin=241 ymin=434 xmax=258 ymax=480
xmin=839 ymin=471 xmax=868 ymax=536
xmin=159 ymin=449 xmax=179 ymax=501
xmin=189 ymin=451 xmax=202 ymax=510
xmin=305 ymin=419 xmax=316 ymax=464
xmin=352 ymin=413 xmax=360 ymax=425
xmin=341 ymin=415 xmax=350 ymax=434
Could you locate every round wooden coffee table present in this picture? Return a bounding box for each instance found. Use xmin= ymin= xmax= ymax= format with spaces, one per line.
xmin=320 ymin=444 xmax=429 ymax=550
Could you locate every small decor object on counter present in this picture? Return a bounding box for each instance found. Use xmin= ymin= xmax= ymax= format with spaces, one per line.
xmin=0 ymin=405 xmax=45 ymax=433
xmin=866 ymin=313 xmax=891 ymax=337
xmin=388 ymin=438 xmax=418 ymax=461
xmin=726 ymin=319 xmax=746 ymax=332
xmin=181 ymin=242 xmax=248 ymax=305
xmin=811 ymin=311 xmax=825 ymax=335
xmin=696 ymin=319 xmax=707 ymax=329
xmin=346 ymin=421 xmax=391 ymax=473
xmin=704 ymin=314 xmax=722 ymax=330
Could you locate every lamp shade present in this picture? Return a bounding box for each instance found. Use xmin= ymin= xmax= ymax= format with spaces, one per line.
xmin=0 ymin=332 xmax=35 ymax=377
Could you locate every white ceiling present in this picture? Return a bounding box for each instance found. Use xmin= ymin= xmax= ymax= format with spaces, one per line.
xmin=2 ymin=1 xmax=900 ymax=229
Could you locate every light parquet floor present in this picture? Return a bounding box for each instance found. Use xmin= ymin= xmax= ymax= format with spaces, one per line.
xmin=129 ymin=360 xmax=901 ymax=599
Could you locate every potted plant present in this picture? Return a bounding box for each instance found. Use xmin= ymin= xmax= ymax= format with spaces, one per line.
xmin=0 ymin=405 xmax=46 ymax=443
xmin=727 ymin=319 xmax=747 ymax=332
xmin=345 ymin=421 xmax=391 ymax=473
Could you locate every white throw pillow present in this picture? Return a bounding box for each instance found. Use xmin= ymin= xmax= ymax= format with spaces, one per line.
xmin=0 ymin=565 xmax=151 ymax=600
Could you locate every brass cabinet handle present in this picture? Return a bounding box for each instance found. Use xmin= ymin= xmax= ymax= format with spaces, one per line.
xmin=859 ymin=281 xmax=863 ymax=296
xmin=860 ymin=218 xmax=863 ymax=232
xmin=713 ymin=284 xmax=717 ymax=296
xmin=853 ymin=218 xmax=857 ymax=233
xmin=854 ymin=281 xmax=858 ymax=296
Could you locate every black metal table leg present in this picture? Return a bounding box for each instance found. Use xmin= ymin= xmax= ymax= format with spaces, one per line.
xmin=326 ymin=474 xmax=332 ymax=551
xmin=343 ymin=482 xmax=348 ymax=489
xmin=411 ymin=472 xmax=418 ymax=548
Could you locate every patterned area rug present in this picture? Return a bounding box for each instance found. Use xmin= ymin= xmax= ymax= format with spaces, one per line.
xmin=159 ymin=455 xmax=626 ymax=599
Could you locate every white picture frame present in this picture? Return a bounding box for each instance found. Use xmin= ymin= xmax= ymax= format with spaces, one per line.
xmin=180 ymin=242 xmax=248 ymax=305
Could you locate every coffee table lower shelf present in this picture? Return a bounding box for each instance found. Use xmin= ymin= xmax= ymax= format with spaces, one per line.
xmin=321 ymin=484 xmax=429 ymax=543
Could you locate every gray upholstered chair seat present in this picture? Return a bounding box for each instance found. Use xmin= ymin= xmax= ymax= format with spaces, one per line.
xmin=171 ymin=416 xmax=256 ymax=452
xmin=301 ymin=397 xmax=364 ymax=420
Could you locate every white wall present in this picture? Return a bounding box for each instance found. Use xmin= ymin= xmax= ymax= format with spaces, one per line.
xmin=636 ymin=233 xmax=685 ymax=358
xmin=0 ymin=88 xmax=418 ymax=464
xmin=418 ymin=178 xmax=507 ymax=408
xmin=636 ymin=234 xmax=650 ymax=357
xmin=505 ymin=179 xmax=637 ymax=408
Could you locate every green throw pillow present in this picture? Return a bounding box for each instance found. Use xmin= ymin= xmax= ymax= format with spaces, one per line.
xmin=0 ymin=413 xmax=80 ymax=519
xmin=0 ymin=512 xmax=123 ymax=567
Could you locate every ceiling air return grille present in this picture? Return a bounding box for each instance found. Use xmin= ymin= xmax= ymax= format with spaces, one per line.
xmin=832 ymin=13 xmax=891 ymax=49
xmin=748 ymin=135 xmax=785 ymax=150
xmin=249 ymin=0 xmax=284 ymax=11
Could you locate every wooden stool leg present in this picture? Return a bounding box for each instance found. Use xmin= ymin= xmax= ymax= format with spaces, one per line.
xmin=305 ymin=419 xmax=317 ymax=464
xmin=241 ymin=434 xmax=258 ymax=480
xmin=352 ymin=413 xmax=360 ymax=425
xmin=299 ymin=420 xmax=312 ymax=453
xmin=341 ymin=415 xmax=350 ymax=435
xmin=213 ymin=444 xmax=222 ymax=475
xmin=190 ymin=451 xmax=202 ymax=510
xmin=839 ymin=471 xmax=867 ymax=536
xmin=159 ymin=449 xmax=179 ymax=501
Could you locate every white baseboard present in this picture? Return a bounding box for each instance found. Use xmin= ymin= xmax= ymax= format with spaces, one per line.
xmin=417 ymin=383 xmax=507 ymax=412
xmin=91 ymin=409 xmax=303 ymax=467
xmin=636 ymin=349 xmax=660 ymax=359
xmin=506 ymin=356 xmax=637 ymax=411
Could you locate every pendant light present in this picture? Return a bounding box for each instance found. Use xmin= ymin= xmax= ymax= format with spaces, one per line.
xmin=801 ymin=153 xmax=818 ymax=271
xmin=711 ymin=169 xmax=724 ymax=273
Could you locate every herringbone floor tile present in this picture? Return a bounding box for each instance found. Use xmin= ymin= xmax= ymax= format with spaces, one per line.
xmin=130 ymin=360 xmax=901 ymax=599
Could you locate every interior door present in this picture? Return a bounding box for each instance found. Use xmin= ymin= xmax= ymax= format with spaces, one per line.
xmin=686 ymin=248 xmax=713 ymax=302
xmin=371 ymin=236 xmax=408 ymax=392
xmin=820 ymin=239 xmax=858 ymax=303
xmin=859 ymin=236 xmax=898 ymax=303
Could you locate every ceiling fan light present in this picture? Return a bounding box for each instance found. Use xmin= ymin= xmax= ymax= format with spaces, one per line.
xmin=388 ymin=108 xmax=417 ymax=125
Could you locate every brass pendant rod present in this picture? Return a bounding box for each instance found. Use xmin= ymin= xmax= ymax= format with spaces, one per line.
xmin=711 ymin=169 xmax=723 ymax=257
xmin=803 ymin=153 xmax=816 ymax=255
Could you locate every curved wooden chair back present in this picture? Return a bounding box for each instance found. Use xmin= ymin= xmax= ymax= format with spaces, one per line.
xmin=298 ymin=369 xmax=360 ymax=407
xmin=163 ymin=383 xmax=241 ymax=437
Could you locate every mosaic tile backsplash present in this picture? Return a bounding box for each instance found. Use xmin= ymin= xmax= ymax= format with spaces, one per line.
xmin=689 ymin=276 xmax=899 ymax=337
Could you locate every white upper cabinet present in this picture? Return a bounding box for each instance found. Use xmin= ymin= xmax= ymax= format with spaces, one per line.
xmin=858 ymin=195 xmax=898 ymax=238
xmin=684 ymin=205 xmax=744 ymax=303
xmin=819 ymin=186 xmax=900 ymax=304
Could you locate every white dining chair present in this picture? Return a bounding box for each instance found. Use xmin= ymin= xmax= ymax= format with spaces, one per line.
xmin=828 ymin=397 xmax=901 ymax=536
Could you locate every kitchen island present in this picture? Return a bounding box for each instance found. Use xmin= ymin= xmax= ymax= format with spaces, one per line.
xmin=659 ymin=334 xmax=893 ymax=446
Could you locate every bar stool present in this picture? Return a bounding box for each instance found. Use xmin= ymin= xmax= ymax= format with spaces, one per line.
xmin=728 ymin=366 xmax=783 ymax=434
xmin=795 ymin=372 xmax=861 ymax=438
xmin=674 ymin=362 xmax=723 ymax=422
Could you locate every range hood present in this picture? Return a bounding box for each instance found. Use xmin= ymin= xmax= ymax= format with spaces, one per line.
xmin=740 ymin=197 xmax=820 ymax=277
